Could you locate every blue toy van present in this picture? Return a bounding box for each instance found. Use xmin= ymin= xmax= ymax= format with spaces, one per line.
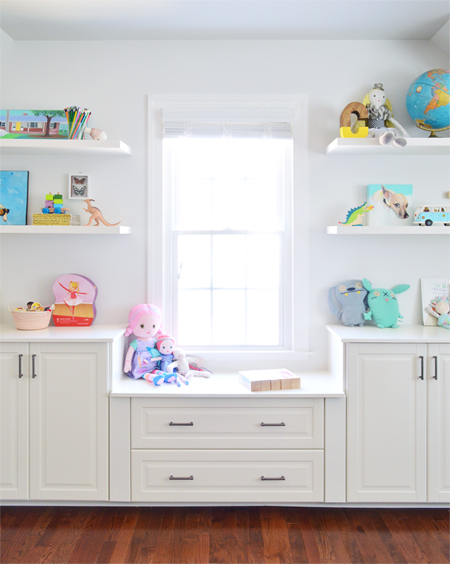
xmin=414 ymin=205 xmax=450 ymax=226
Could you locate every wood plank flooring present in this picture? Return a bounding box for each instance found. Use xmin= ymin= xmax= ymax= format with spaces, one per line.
xmin=1 ymin=506 xmax=448 ymax=564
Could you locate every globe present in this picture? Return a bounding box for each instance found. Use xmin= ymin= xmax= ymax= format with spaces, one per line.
xmin=405 ymin=69 xmax=450 ymax=135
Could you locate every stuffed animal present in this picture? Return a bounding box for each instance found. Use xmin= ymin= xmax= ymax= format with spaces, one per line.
xmin=425 ymin=297 xmax=450 ymax=330
xmin=362 ymin=279 xmax=410 ymax=328
xmin=328 ymin=280 xmax=368 ymax=326
xmin=363 ymin=83 xmax=409 ymax=148
xmin=167 ymin=348 xmax=211 ymax=379
xmin=123 ymin=304 xmax=188 ymax=386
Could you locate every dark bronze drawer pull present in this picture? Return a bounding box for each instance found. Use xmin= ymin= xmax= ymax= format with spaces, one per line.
xmin=433 ymin=356 xmax=438 ymax=380
xmin=169 ymin=475 xmax=194 ymax=480
xmin=32 ymin=354 xmax=37 ymax=378
xmin=261 ymin=422 xmax=285 ymax=427
xmin=169 ymin=422 xmax=194 ymax=426
xmin=261 ymin=475 xmax=285 ymax=481
xmin=418 ymin=356 xmax=424 ymax=380
xmin=18 ymin=354 xmax=23 ymax=378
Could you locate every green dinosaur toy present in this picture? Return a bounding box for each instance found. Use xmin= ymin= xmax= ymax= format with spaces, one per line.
xmin=339 ymin=202 xmax=374 ymax=226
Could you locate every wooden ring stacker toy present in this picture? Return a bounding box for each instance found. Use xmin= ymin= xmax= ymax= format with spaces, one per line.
xmin=340 ymin=102 xmax=369 ymax=138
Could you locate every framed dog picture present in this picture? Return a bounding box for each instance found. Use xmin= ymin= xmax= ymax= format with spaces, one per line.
xmin=366 ymin=184 xmax=413 ymax=226
xmin=68 ymin=173 xmax=91 ymax=200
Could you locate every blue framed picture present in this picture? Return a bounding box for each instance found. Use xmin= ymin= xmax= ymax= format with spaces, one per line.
xmin=0 ymin=171 xmax=29 ymax=225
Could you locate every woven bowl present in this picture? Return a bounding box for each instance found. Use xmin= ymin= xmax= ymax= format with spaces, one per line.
xmin=9 ymin=308 xmax=52 ymax=330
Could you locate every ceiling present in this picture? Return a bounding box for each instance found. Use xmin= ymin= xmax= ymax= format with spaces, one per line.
xmin=0 ymin=0 xmax=449 ymax=41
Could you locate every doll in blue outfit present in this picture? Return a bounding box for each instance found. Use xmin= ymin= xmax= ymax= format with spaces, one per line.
xmin=123 ymin=304 xmax=188 ymax=386
xmin=156 ymin=334 xmax=175 ymax=371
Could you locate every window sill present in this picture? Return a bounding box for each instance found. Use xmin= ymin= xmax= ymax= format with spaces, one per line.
xmin=184 ymin=349 xmax=313 ymax=363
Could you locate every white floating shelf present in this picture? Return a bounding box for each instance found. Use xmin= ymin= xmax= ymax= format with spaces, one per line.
xmin=326 ymin=137 xmax=450 ymax=155
xmin=327 ymin=225 xmax=450 ymax=235
xmin=0 ymin=225 xmax=131 ymax=235
xmin=0 ymin=139 xmax=131 ymax=155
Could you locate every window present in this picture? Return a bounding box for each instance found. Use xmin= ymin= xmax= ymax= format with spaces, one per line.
xmin=149 ymin=97 xmax=309 ymax=361
xmin=165 ymin=136 xmax=290 ymax=347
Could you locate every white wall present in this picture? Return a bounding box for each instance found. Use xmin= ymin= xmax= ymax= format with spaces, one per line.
xmin=1 ymin=39 xmax=448 ymax=371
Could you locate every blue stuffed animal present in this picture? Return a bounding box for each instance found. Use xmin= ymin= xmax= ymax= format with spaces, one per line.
xmin=328 ymin=279 xmax=368 ymax=326
xmin=363 ymin=278 xmax=410 ymax=328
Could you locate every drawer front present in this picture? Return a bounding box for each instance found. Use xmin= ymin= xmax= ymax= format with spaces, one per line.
xmin=131 ymin=449 xmax=324 ymax=503
xmin=131 ymin=399 xmax=324 ymax=449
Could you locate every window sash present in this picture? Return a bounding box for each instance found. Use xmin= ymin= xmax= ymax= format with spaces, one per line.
xmin=164 ymin=136 xmax=292 ymax=350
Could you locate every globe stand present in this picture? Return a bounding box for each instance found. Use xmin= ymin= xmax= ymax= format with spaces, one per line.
xmin=415 ymin=123 xmax=450 ymax=138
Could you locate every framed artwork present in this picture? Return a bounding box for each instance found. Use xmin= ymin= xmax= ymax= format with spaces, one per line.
xmin=421 ymin=278 xmax=450 ymax=326
xmin=0 ymin=110 xmax=68 ymax=139
xmin=0 ymin=170 xmax=29 ymax=225
xmin=366 ymin=184 xmax=413 ymax=226
xmin=68 ymin=173 xmax=91 ymax=199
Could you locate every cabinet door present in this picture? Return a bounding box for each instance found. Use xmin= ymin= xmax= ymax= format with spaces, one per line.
xmin=0 ymin=343 xmax=29 ymax=500
xmin=428 ymin=344 xmax=450 ymax=502
xmin=347 ymin=343 xmax=427 ymax=502
xmin=29 ymin=342 xmax=108 ymax=500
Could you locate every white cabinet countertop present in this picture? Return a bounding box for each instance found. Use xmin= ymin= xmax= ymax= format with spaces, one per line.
xmin=0 ymin=324 xmax=125 ymax=342
xmin=326 ymin=324 xmax=450 ymax=343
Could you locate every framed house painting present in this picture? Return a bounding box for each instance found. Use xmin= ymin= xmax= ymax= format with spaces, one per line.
xmin=0 ymin=170 xmax=29 ymax=225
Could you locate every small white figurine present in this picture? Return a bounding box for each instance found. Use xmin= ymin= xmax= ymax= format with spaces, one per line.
xmin=363 ymin=83 xmax=409 ymax=148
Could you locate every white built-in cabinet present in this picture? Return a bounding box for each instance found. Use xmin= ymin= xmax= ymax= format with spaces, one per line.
xmin=331 ymin=327 xmax=449 ymax=503
xmin=130 ymin=397 xmax=325 ymax=503
xmin=0 ymin=338 xmax=111 ymax=501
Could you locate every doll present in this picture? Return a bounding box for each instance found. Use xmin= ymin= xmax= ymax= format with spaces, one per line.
xmin=123 ymin=305 xmax=188 ymax=386
xmin=155 ymin=334 xmax=175 ymax=372
xmin=155 ymin=335 xmax=191 ymax=386
xmin=425 ymin=297 xmax=450 ymax=329
xmin=363 ymin=83 xmax=409 ymax=147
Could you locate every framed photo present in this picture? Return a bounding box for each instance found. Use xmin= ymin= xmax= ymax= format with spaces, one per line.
xmin=68 ymin=173 xmax=91 ymax=199
xmin=421 ymin=278 xmax=450 ymax=326
xmin=0 ymin=170 xmax=29 ymax=225
xmin=366 ymin=184 xmax=413 ymax=226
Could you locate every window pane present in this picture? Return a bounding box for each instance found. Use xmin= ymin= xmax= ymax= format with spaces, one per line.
xmin=212 ymin=234 xmax=246 ymax=289
xmin=246 ymin=234 xmax=281 ymax=290
xmin=212 ymin=179 xmax=247 ymax=230
xmin=212 ymin=290 xmax=246 ymax=345
xmin=247 ymin=290 xmax=280 ymax=345
xmin=176 ymin=178 xmax=211 ymax=230
xmin=178 ymin=235 xmax=211 ymax=289
xmin=178 ymin=290 xmax=211 ymax=345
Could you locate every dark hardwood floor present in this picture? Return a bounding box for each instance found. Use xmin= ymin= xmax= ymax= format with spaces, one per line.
xmin=1 ymin=506 xmax=448 ymax=564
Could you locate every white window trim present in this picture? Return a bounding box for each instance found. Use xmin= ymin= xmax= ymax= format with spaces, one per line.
xmin=148 ymin=95 xmax=310 ymax=363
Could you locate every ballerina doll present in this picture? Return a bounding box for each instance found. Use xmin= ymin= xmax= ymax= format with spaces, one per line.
xmin=363 ymin=83 xmax=409 ymax=148
xmin=59 ymin=280 xmax=87 ymax=316
xmin=123 ymin=304 xmax=188 ymax=386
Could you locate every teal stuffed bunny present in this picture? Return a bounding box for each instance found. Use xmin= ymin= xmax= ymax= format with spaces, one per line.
xmin=363 ymin=278 xmax=410 ymax=328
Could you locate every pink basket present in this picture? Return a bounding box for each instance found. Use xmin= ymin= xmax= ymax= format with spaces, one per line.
xmin=9 ymin=308 xmax=52 ymax=330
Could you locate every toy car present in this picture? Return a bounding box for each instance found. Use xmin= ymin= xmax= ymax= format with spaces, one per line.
xmin=413 ymin=205 xmax=450 ymax=226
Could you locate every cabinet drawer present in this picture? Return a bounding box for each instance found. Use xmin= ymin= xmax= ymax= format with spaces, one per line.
xmin=131 ymin=449 xmax=324 ymax=503
xmin=131 ymin=398 xmax=324 ymax=449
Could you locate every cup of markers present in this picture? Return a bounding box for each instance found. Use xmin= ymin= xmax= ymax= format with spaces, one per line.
xmin=64 ymin=106 xmax=92 ymax=140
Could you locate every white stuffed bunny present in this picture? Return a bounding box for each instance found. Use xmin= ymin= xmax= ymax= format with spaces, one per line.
xmin=167 ymin=348 xmax=211 ymax=379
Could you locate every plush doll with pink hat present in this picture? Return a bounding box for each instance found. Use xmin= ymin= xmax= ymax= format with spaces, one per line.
xmin=123 ymin=304 xmax=188 ymax=387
